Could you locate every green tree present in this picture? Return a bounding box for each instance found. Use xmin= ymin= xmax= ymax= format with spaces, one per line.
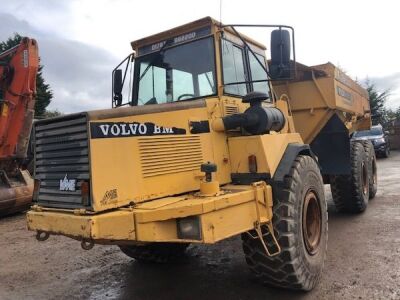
xmin=0 ymin=33 xmax=53 ymax=117
xmin=35 ymin=65 xmax=53 ymax=116
xmin=386 ymin=107 xmax=400 ymax=124
xmin=42 ymin=109 xmax=62 ymax=118
xmin=395 ymin=107 xmax=400 ymax=120
xmin=364 ymin=79 xmax=390 ymax=126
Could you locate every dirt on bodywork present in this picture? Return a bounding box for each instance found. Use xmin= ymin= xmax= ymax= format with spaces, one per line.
xmin=1 ymin=153 xmax=400 ymax=300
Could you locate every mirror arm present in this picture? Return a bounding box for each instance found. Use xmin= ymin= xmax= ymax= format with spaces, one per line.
xmin=112 ymin=53 xmax=134 ymax=107
xmin=221 ymin=24 xmax=297 ymax=79
xmin=229 ymin=26 xmax=271 ymax=78
xmin=121 ymin=55 xmax=132 ymax=88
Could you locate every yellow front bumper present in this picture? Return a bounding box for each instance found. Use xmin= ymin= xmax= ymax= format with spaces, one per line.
xmin=27 ymin=210 xmax=136 ymax=243
xmin=27 ymin=184 xmax=273 ymax=244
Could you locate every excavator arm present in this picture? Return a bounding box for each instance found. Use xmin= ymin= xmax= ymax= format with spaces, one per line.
xmin=0 ymin=37 xmax=39 ymax=159
xmin=0 ymin=37 xmax=39 ymax=215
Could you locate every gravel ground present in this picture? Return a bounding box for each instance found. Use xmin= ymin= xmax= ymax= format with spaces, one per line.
xmin=0 ymin=152 xmax=399 ymax=300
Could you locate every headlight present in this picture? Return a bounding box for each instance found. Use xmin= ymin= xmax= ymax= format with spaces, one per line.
xmin=177 ymin=216 xmax=201 ymax=240
xmin=375 ymin=138 xmax=385 ymax=143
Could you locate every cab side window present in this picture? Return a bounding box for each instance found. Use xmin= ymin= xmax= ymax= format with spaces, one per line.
xmin=222 ymin=40 xmax=247 ymax=96
xmin=249 ymin=52 xmax=269 ymax=94
xmin=138 ymin=64 xmax=167 ymax=104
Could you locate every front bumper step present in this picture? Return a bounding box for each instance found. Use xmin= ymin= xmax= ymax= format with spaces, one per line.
xmin=27 ymin=184 xmax=273 ymax=245
xmin=27 ymin=210 xmax=135 ymax=243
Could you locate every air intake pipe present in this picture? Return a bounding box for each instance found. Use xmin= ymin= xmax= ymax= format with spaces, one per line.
xmin=222 ymin=92 xmax=285 ymax=135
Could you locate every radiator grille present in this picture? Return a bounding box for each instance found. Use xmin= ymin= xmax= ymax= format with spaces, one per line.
xmin=139 ymin=136 xmax=203 ymax=178
xmin=34 ymin=113 xmax=90 ymax=208
xmin=224 ymin=105 xmax=239 ymax=116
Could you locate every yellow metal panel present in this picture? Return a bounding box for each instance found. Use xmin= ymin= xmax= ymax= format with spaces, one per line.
xmin=131 ymin=17 xmax=215 ymax=51
xmin=27 ymin=183 xmax=273 ymax=245
xmin=135 ymin=219 xmax=179 ymax=242
xmin=201 ymin=201 xmax=257 ymax=243
xmin=90 ymin=211 xmax=135 ymax=240
xmin=134 ymin=188 xmax=255 ymax=223
xmin=228 ymin=133 xmax=303 ymax=176
xmin=27 ymin=211 xmax=92 ymax=238
xmin=289 ymin=109 xmax=335 ymax=144
xmin=27 ymin=210 xmax=135 ymax=241
xmin=133 ymin=184 xmax=270 ymax=243
xmin=134 ymin=200 xmax=257 ymax=244
xmin=206 ymin=98 xmax=232 ymax=184
xmin=90 ymin=107 xmax=222 ymax=211
xmin=131 ymin=17 xmax=266 ymax=56
xmin=272 ymin=62 xmax=371 ymax=144
xmin=136 ymin=199 xmax=205 ymax=223
xmin=133 ymin=196 xmax=184 ymax=210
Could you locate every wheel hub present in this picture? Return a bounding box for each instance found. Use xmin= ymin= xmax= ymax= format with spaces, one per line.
xmin=302 ymin=190 xmax=322 ymax=256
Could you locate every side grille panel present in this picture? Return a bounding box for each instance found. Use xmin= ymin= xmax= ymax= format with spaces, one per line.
xmin=224 ymin=105 xmax=239 ymax=116
xmin=34 ymin=114 xmax=90 ymax=208
xmin=139 ymin=136 xmax=203 ymax=178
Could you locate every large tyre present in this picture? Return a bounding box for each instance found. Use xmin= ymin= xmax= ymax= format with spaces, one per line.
xmin=359 ymin=140 xmax=377 ymax=199
xmin=119 ymin=243 xmax=189 ymax=263
xmin=241 ymin=155 xmax=328 ymax=291
xmin=330 ymin=142 xmax=369 ymax=213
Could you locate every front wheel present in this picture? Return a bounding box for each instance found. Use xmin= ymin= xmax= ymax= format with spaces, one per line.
xmin=241 ymin=155 xmax=328 ymax=291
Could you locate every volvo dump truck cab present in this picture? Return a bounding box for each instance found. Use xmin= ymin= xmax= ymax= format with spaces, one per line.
xmin=27 ymin=17 xmax=373 ymax=291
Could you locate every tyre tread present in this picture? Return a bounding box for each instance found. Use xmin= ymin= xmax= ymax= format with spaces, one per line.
xmin=241 ymin=155 xmax=328 ymax=291
xmin=330 ymin=141 xmax=369 ymax=213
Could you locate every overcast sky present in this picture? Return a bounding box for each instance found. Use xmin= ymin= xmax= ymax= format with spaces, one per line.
xmin=1 ymin=0 xmax=399 ymax=113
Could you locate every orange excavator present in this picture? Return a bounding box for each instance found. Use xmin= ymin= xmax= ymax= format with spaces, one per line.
xmin=0 ymin=37 xmax=38 ymax=215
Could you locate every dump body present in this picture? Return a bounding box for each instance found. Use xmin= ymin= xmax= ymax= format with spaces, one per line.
xmin=272 ymin=62 xmax=371 ymax=144
xmin=272 ymin=62 xmax=371 ymax=176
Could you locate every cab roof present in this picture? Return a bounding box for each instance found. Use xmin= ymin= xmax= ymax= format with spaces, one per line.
xmin=130 ymin=16 xmax=267 ymax=52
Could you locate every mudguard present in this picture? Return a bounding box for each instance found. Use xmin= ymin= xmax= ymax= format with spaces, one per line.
xmin=273 ymin=143 xmax=318 ymax=183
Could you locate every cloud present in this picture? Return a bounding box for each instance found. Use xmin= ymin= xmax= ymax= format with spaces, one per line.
xmin=362 ymin=73 xmax=400 ymax=109
xmin=0 ymin=13 xmax=39 ymax=38
xmin=366 ymin=73 xmax=400 ymax=93
xmin=1 ymin=0 xmax=76 ymax=38
xmin=38 ymin=37 xmax=117 ymax=112
xmin=0 ymin=12 xmax=118 ymax=113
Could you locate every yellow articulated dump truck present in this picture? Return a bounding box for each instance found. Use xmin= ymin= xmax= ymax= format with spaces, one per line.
xmin=27 ymin=17 xmax=374 ymax=291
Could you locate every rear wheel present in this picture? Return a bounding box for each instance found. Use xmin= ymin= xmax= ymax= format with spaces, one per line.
xmin=330 ymin=141 xmax=369 ymax=213
xmin=119 ymin=243 xmax=189 ymax=263
xmin=241 ymin=155 xmax=328 ymax=291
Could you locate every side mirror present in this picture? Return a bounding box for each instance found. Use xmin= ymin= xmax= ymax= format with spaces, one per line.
xmin=385 ymin=130 xmax=390 ymax=135
xmin=270 ymin=29 xmax=291 ymax=79
xmin=113 ymin=69 xmax=123 ymax=106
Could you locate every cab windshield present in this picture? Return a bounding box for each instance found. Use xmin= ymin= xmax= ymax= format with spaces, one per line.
xmin=133 ymin=37 xmax=216 ymax=105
